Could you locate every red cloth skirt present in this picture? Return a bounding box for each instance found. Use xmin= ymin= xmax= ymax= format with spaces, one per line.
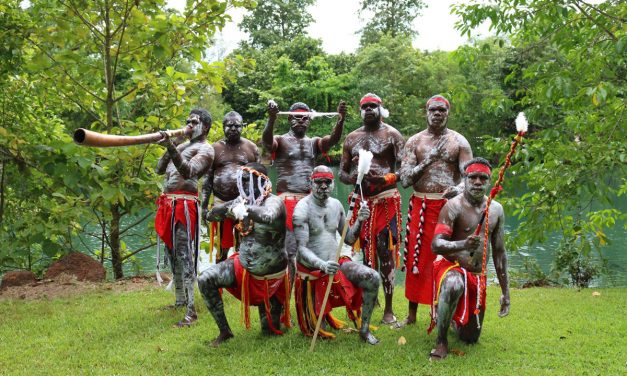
xmin=404 ymin=195 xmax=447 ymax=304
xmin=155 ymin=191 xmax=198 ymax=250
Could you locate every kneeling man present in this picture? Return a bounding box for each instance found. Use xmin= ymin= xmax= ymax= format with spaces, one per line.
xmin=293 ymin=165 xmax=381 ymax=345
xmin=198 ymin=163 xmax=289 ymax=347
xmin=429 ymin=158 xmax=510 ymax=360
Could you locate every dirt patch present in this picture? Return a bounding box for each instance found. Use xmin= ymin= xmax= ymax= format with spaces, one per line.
xmin=44 ymin=252 xmax=106 ymax=282
xmin=0 ymin=274 xmax=171 ymax=301
xmin=0 ymin=270 xmax=38 ymax=290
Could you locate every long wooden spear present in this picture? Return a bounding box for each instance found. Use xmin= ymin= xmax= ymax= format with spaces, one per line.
xmin=473 ymin=112 xmax=528 ymax=328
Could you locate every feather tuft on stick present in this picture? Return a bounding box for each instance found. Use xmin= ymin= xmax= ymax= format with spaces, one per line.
xmin=357 ymin=149 xmax=373 ymax=185
xmin=231 ymin=202 xmax=248 ymax=221
xmin=515 ymin=112 xmax=528 ymax=134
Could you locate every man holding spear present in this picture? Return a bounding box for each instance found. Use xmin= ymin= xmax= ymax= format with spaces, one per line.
xmin=292 ymin=166 xmax=380 ymax=345
xmin=263 ymin=100 xmax=346 ymax=287
xmin=339 ymin=93 xmax=405 ymax=324
xmin=428 ymin=157 xmax=510 ymax=360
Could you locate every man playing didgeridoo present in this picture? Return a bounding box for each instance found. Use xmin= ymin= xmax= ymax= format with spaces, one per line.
xmin=339 ymin=93 xmax=405 ymax=325
xmin=198 ymin=163 xmax=290 ymax=347
xmin=263 ymin=100 xmax=346 ymax=287
xmin=395 ymin=95 xmax=473 ymax=329
xmin=201 ymin=111 xmax=259 ymax=262
xmin=428 ymin=157 xmax=510 ymax=360
xmin=155 ymin=109 xmax=215 ymax=327
xmin=293 ymin=166 xmax=381 ymax=345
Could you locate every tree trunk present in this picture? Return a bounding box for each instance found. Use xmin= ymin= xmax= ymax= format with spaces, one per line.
xmin=110 ymin=204 xmax=124 ymax=279
xmin=0 ymin=161 xmax=4 ymax=228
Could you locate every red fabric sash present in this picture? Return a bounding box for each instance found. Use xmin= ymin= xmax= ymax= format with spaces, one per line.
xmin=225 ymin=253 xmax=290 ymax=335
xmin=281 ymin=195 xmax=304 ymax=231
xmin=155 ymin=191 xmax=198 ymax=249
xmin=428 ymin=257 xmax=485 ymax=333
xmin=212 ymin=218 xmax=235 ymax=248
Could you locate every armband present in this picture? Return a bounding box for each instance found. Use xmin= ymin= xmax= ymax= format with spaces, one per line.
xmin=434 ymin=223 xmax=453 ymax=237
xmin=384 ymin=173 xmax=397 ymax=185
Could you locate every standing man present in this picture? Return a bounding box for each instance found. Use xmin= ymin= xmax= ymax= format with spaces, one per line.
xmin=201 ymin=111 xmax=259 ymax=262
xmin=429 ymin=157 xmax=510 ymax=360
xmin=396 ymin=95 xmax=472 ymax=329
xmin=198 ymin=163 xmax=289 ymax=347
xmin=263 ymin=100 xmax=346 ymax=286
xmin=339 ymin=93 xmax=405 ymax=325
xmin=292 ymin=166 xmax=380 ymax=345
xmin=155 ymin=108 xmax=215 ymax=327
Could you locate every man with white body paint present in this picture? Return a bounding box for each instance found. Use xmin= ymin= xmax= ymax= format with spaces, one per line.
xmin=201 ymin=111 xmax=259 ymax=262
xmin=428 ymin=157 xmax=509 ymax=360
xmin=339 ymin=93 xmax=405 ymax=325
xmin=395 ymin=95 xmax=473 ymax=329
xmin=292 ymin=166 xmax=381 ymax=344
xmin=263 ymin=101 xmax=346 ymax=288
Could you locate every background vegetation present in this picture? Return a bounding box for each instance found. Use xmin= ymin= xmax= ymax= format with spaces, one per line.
xmin=0 ymin=0 xmax=625 ymax=287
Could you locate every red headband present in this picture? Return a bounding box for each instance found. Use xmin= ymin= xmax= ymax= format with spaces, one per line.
xmin=426 ymin=96 xmax=450 ymax=109
xmin=360 ymin=96 xmax=382 ymax=106
xmin=465 ymin=163 xmax=491 ymax=175
xmin=291 ymin=108 xmax=309 ymax=113
xmin=311 ymin=171 xmax=334 ymax=180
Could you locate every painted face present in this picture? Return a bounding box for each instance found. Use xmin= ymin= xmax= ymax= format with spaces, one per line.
xmin=289 ymin=114 xmax=310 ymax=137
xmin=223 ymin=117 xmax=243 ymax=142
xmin=186 ymin=114 xmax=204 ymax=140
xmin=311 ymin=177 xmax=334 ymax=201
xmin=464 ymin=171 xmax=490 ymax=200
xmin=360 ymin=102 xmax=380 ymax=120
xmin=427 ymin=103 xmax=449 ymax=129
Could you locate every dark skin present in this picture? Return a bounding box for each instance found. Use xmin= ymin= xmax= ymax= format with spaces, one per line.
xmin=201 ymin=113 xmax=259 ymax=262
xmin=198 ymin=170 xmax=287 ymax=347
xmin=430 ymin=171 xmax=510 ymax=360
xmin=263 ymin=101 xmax=346 ymax=287
xmin=396 ymin=101 xmax=472 ymax=328
xmin=155 ymin=112 xmax=214 ymax=327
xmin=339 ymin=100 xmax=405 ymax=323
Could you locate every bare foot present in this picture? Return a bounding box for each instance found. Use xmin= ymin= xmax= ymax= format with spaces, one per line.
xmin=429 ymin=343 xmax=448 ymax=361
xmin=380 ymin=313 xmax=397 ymax=325
xmin=174 ymin=314 xmax=197 ymax=328
xmin=359 ymin=331 xmax=380 ymax=345
xmin=210 ymin=332 xmax=234 ymax=347
xmin=392 ymin=317 xmax=416 ymax=329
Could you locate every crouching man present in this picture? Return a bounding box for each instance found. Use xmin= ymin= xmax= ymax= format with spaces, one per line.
xmin=198 ymin=163 xmax=290 ymax=347
xmin=428 ymin=158 xmax=510 ymax=360
xmin=292 ymin=165 xmax=381 ymax=345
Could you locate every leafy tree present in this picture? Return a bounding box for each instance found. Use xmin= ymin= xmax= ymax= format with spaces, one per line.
xmin=454 ymin=0 xmax=627 ymax=286
xmin=358 ymin=0 xmax=425 ymax=45
xmin=239 ymin=0 xmax=315 ymax=48
xmin=1 ymin=0 xmax=253 ymax=279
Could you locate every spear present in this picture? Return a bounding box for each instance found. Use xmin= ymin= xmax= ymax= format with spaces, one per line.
xmin=473 ymin=112 xmax=528 ymax=328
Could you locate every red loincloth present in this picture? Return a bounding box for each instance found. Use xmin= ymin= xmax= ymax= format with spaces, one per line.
xmin=404 ymin=195 xmax=447 ymax=305
xmin=210 ymin=218 xmax=235 ymax=249
xmin=428 ymin=257 xmax=486 ymax=333
xmin=279 ymin=192 xmax=307 ymax=231
xmin=225 ymin=253 xmax=291 ymax=335
xmin=294 ymin=258 xmax=363 ymax=338
xmin=155 ymin=191 xmax=198 ymax=250
xmin=349 ymin=189 xmax=402 ymax=269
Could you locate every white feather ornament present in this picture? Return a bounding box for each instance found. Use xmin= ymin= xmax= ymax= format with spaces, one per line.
xmin=357 ymin=149 xmax=374 ymax=185
xmin=515 ymin=112 xmax=528 ymax=133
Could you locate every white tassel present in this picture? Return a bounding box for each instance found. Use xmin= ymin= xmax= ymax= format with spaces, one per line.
xmin=412 ymin=265 xmax=419 ymax=275
xmin=380 ymin=106 xmax=390 ymax=118
xmin=515 ymin=112 xmax=528 ymax=133
xmin=156 ymin=271 xmax=163 ymax=286
xmin=165 ymin=279 xmax=174 ymax=292
xmin=231 ymin=202 xmax=248 ymax=221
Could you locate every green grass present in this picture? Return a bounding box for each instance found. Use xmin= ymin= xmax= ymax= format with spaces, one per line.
xmin=1 ymin=286 xmax=625 ymax=375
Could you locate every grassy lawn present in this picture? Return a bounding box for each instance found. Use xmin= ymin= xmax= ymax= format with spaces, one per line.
xmin=0 ymin=285 xmax=625 ymax=375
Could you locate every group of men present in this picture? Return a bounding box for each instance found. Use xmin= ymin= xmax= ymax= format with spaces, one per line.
xmin=153 ymin=93 xmax=510 ymax=360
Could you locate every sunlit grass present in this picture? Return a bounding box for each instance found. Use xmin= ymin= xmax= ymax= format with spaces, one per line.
xmin=0 ymin=286 xmax=625 ymax=375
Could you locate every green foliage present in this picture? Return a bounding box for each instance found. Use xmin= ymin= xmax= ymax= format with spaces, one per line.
xmin=1 ymin=286 xmax=625 ymax=374
xmin=239 ymin=0 xmax=316 ymax=48
xmin=0 ymin=0 xmax=254 ymax=278
xmin=358 ymin=0 xmax=425 ymax=45
xmin=455 ymin=0 xmax=626 ymax=286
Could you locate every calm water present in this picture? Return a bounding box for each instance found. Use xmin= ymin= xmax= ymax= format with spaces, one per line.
xmin=96 ymin=167 xmax=626 ymax=287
